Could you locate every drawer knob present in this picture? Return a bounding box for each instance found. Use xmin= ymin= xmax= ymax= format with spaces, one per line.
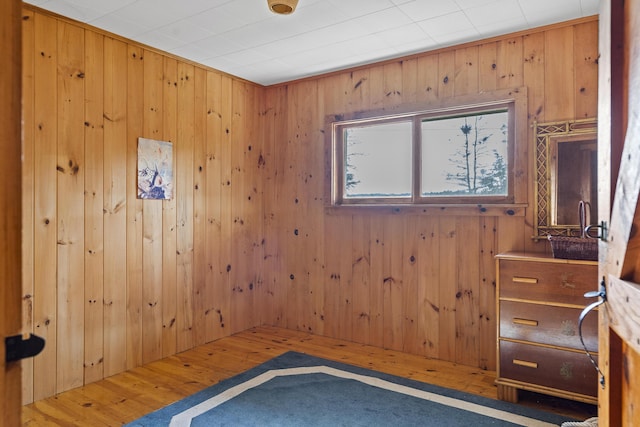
xmin=513 ymin=359 xmax=538 ymax=369
xmin=512 ymin=318 xmax=539 ymax=327
xmin=512 ymin=276 xmax=538 ymax=284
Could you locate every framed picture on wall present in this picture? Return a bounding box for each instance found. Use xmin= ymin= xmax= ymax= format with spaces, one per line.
xmin=137 ymin=137 xmax=173 ymax=200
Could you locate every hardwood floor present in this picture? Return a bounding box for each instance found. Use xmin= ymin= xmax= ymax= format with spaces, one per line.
xmin=21 ymin=326 xmax=597 ymax=426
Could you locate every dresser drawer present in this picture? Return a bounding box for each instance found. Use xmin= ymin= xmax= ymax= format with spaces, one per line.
xmin=500 ymin=300 xmax=598 ymax=352
xmin=498 ymin=259 xmax=597 ymax=305
xmin=499 ymin=340 xmax=597 ymax=397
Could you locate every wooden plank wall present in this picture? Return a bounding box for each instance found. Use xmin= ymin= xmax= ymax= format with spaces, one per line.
xmin=261 ymin=18 xmax=599 ymax=369
xmin=20 ymin=5 xmax=598 ymax=404
xmin=20 ymin=8 xmax=266 ymax=403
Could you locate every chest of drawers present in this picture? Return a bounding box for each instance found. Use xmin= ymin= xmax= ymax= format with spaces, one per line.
xmin=495 ymin=252 xmax=598 ymax=404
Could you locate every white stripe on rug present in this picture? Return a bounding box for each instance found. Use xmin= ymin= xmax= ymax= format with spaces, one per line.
xmin=169 ymin=366 xmax=556 ymax=427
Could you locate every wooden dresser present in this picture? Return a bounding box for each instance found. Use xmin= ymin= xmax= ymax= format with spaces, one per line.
xmin=495 ymin=252 xmax=598 ymax=404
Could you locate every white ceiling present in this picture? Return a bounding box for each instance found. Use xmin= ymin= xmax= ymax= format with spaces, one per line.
xmin=24 ymin=0 xmax=600 ymax=86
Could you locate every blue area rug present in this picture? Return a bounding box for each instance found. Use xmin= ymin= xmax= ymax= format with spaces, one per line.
xmin=126 ymin=351 xmax=577 ymax=426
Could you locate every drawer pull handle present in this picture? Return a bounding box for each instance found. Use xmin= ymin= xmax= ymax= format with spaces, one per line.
xmin=512 ymin=276 xmax=538 ymax=284
xmin=513 ymin=359 xmax=538 ymax=369
xmin=513 ymin=318 xmax=539 ymax=327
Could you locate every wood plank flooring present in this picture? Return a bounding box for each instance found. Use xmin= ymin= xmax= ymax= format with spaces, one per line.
xmin=21 ymin=326 xmax=597 ymax=426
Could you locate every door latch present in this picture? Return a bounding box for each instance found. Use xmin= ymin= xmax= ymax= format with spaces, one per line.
xmin=5 ymin=333 xmax=45 ymax=363
xmin=579 ymin=277 xmax=607 ymax=388
xmin=585 ymin=220 xmax=608 ymax=242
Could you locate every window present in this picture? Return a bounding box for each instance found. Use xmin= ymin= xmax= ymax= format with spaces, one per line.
xmin=344 ymin=120 xmax=413 ymax=199
xmin=329 ymin=90 xmax=525 ymax=207
xmin=420 ymin=110 xmax=509 ymax=198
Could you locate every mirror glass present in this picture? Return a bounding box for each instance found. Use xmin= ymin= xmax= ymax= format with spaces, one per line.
xmin=533 ymin=118 xmax=597 ymax=239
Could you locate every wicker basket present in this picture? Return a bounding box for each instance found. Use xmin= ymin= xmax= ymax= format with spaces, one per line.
xmin=547 ymin=235 xmax=598 ymax=261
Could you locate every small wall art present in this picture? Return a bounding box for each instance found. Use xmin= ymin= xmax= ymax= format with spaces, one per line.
xmin=137 ymin=137 xmax=173 ymax=200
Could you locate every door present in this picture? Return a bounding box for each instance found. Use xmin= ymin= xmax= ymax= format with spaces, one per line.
xmin=598 ymin=0 xmax=640 ymax=425
xmin=1 ymin=0 xmax=24 ymax=425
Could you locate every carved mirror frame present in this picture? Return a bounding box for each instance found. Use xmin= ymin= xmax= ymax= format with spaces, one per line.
xmin=533 ymin=118 xmax=597 ymax=240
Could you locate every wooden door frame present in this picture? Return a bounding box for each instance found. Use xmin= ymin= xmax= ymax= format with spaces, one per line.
xmin=598 ymin=0 xmax=640 ymax=425
xmin=1 ymin=0 xmax=24 ymax=424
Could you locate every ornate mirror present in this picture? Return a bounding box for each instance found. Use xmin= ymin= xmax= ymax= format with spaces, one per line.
xmin=533 ymin=118 xmax=597 ymax=240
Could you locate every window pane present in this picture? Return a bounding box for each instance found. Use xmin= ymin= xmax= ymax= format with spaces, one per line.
xmin=344 ymin=121 xmax=412 ymax=198
xmin=421 ymin=110 xmax=508 ymax=197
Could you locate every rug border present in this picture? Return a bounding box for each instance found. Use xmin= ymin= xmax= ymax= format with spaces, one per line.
xmin=125 ymin=350 xmax=579 ymax=426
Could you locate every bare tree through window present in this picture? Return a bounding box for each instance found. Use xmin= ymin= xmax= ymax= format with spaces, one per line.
xmin=435 ymin=112 xmax=508 ymax=195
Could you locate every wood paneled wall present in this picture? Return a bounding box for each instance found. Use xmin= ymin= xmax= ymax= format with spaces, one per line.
xmin=21 ymin=8 xmax=266 ymax=403
xmin=20 ymin=4 xmax=598 ymax=404
xmin=260 ymin=18 xmax=599 ymax=368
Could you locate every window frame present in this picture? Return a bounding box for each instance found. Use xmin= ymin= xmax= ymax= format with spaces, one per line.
xmin=327 ymin=87 xmax=528 ymax=210
xmin=336 ymin=115 xmax=416 ymax=204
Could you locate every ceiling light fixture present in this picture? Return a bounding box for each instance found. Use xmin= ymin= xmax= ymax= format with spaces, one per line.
xmin=268 ymin=0 xmax=298 ymax=15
